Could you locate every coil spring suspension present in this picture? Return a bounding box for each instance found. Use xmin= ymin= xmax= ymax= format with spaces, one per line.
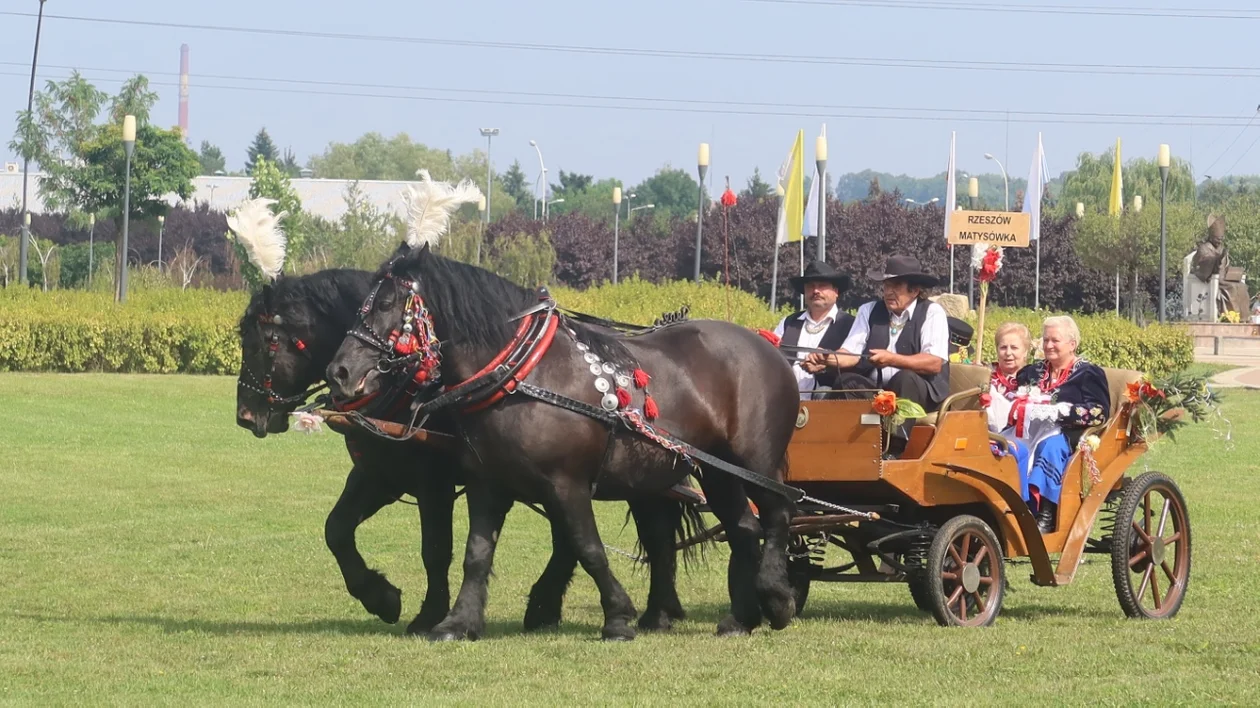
xmin=1086 ymin=492 xmax=1123 ymax=554
xmin=902 ymin=528 xmax=934 ymax=578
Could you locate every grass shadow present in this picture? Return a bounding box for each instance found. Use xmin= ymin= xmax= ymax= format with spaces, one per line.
xmin=16 ymin=612 xmax=404 ymax=637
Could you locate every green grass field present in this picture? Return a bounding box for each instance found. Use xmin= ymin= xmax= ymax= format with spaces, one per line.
xmin=2 ymin=373 xmax=1258 ymax=705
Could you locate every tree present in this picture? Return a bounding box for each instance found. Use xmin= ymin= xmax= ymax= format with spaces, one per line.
xmin=501 ymin=160 xmax=533 ymax=213
xmin=245 ymin=128 xmax=278 ymax=173
xmin=546 ymin=178 xmax=621 ymax=223
xmin=629 ymin=167 xmax=703 ymax=219
xmin=242 ymin=157 xmax=306 ymax=281
xmin=64 ymin=123 xmax=199 ymax=220
xmin=552 ymin=170 xmax=593 ymax=198
xmin=1074 ymin=204 xmax=1202 ymax=321
xmin=1058 ymin=146 xmax=1195 ymax=215
xmin=198 ymin=141 xmax=226 ymax=175
xmin=281 ymin=147 xmax=302 ymax=178
xmin=109 ymin=76 xmax=159 ymax=125
xmin=743 ymin=168 xmax=773 ymax=201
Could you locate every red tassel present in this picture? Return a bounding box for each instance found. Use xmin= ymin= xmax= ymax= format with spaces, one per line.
xmin=756 ymin=329 xmax=781 ymax=347
xmin=632 ymin=368 xmax=650 ymax=389
xmin=615 ymin=387 xmax=631 ymax=408
xmin=293 ymin=338 xmax=307 ymax=352
xmin=394 ymin=334 xmax=416 ymax=355
xmin=644 ymin=395 xmax=659 ymax=420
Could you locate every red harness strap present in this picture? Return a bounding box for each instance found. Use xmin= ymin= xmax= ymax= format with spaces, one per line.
xmin=462 ymin=313 xmax=559 ymax=413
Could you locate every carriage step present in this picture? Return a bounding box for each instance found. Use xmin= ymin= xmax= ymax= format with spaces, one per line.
xmin=664 ymin=484 xmax=706 ymax=505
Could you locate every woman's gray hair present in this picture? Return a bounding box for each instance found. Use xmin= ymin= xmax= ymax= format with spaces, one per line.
xmin=1042 ymin=315 xmax=1081 ymax=346
xmin=995 ymin=322 xmax=1032 ymax=350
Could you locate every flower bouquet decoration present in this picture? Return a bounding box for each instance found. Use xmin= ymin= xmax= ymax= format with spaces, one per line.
xmin=872 ymin=391 xmax=926 ymax=447
xmin=971 ymin=243 xmax=1003 ymax=364
xmin=1125 ymin=372 xmax=1225 ymax=444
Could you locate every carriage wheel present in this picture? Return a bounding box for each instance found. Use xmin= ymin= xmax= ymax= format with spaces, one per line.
xmin=1110 ymin=472 xmax=1191 ymax=619
xmin=925 ymin=516 xmax=1005 ymax=627
xmin=787 ymin=556 xmax=811 ymax=616
xmin=907 ymin=574 xmax=934 ymax=613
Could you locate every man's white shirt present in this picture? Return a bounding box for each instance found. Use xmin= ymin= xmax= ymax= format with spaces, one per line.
xmin=839 ymin=299 xmax=950 ymax=383
xmin=772 ymin=304 xmax=839 ymax=395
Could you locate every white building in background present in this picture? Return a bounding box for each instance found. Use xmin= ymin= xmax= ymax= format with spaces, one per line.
xmin=0 ymin=167 xmax=417 ymax=222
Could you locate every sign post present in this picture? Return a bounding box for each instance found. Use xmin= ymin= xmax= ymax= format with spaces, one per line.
xmin=947 ymin=210 xmax=1032 ymax=248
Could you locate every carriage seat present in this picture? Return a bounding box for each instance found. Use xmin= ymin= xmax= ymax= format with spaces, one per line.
xmin=918 ymin=363 xmax=990 ymax=426
xmin=1101 ymin=368 xmax=1142 ymax=424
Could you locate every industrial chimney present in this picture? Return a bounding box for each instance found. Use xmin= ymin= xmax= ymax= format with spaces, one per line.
xmin=178 ymin=44 xmax=190 ymax=140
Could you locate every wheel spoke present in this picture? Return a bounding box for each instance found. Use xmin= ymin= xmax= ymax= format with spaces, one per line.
xmin=1131 ymin=520 xmax=1153 ymax=544
xmin=1149 ymin=565 xmax=1162 ymax=610
xmin=958 ymin=593 xmax=967 ymax=622
xmin=1155 ymin=497 xmax=1172 ymax=538
xmin=972 ymin=589 xmax=987 ymax=614
xmin=973 ymin=545 xmax=989 ymax=567
xmin=1163 ymin=531 xmax=1181 ymax=546
xmin=1136 ymin=563 xmax=1153 ymax=606
xmin=941 ymin=571 xmax=959 ymax=581
xmin=1161 ymin=561 xmax=1177 ymax=585
xmin=948 ymin=546 xmax=964 ymax=568
xmin=959 ymin=533 xmax=972 ymax=563
xmin=1128 ymin=548 xmax=1149 ymax=569
xmin=978 ymin=577 xmax=994 ymax=586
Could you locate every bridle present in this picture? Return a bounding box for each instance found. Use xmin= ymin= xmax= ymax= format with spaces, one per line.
xmin=237 ymin=312 xmax=326 ymax=411
xmin=337 ymin=267 xmax=443 ymax=414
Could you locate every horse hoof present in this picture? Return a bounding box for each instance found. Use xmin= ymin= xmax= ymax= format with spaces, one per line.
xmin=407 ymin=602 xmax=449 ymax=635
xmin=523 ymin=606 xmax=563 ymax=633
xmin=356 ymin=573 xmax=402 ymax=625
xmin=636 ymin=610 xmax=673 ymax=632
xmin=716 ymin=615 xmax=753 ymax=637
xmin=601 ymin=624 xmax=636 ymax=642
xmin=523 ymin=620 xmax=560 ymax=633
xmin=427 ymin=631 xmax=462 ymax=642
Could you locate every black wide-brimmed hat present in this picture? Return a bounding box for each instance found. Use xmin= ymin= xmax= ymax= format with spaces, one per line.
xmin=789 ymin=260 xmax=852 ymax=292
xmin=865 ymin=254 xmax=940 ymax=288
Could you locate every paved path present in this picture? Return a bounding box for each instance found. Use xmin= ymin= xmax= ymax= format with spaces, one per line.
xmin=1211 ymin=366 xmax=1260 ymax=390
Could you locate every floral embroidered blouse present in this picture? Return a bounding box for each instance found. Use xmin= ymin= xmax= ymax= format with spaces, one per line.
xmin=1014 ymin=358 xmax=1111 ymax=436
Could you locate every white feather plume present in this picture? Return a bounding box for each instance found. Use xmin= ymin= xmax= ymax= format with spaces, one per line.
xmin=404 ymin=170 xmax=483 ymax=249
xmin=226 ymin=198 xmax=289 ymax=281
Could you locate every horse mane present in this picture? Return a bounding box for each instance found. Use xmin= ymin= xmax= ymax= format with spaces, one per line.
xmin=395 ymin=247 xmax=635 ymax=368
xmin=240 ymin=268 xmax=373 ymax=337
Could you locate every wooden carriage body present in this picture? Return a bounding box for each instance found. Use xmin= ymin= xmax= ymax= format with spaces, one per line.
xmin=786 ymin=364 xmax=1147 ymax=587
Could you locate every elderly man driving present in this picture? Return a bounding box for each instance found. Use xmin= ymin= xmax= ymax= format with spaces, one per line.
xmin=803 ymin=255 xmax=950 ymax=458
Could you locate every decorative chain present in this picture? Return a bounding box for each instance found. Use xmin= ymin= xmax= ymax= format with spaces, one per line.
xmin=799 ymin=494 xmax=878 ymax=520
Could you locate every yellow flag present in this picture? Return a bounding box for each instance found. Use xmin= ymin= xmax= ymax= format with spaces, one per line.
xmin=776 ymin=130 xmax=805 ymax=244
xmin=1108 ymin=137 xmax=1123 ymax=218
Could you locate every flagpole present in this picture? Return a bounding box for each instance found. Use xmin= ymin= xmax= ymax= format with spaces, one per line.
xmin=1035 ymin=236 xmax=1041 ymax=310
xmin=771 ymin=244 xmax=780 ymax=312
xmin=816 ymin=133 xmax=828 ymax=265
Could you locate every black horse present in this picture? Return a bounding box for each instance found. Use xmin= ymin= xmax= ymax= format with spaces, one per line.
xmin=235 ymin=268 xmax=699 ymax=634
xmin=327 ymin=245 xmax=801 ymax=640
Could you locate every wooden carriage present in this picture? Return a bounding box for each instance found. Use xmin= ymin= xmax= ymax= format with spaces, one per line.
xmin=783 ymin=364 xmax=1192 ymax=626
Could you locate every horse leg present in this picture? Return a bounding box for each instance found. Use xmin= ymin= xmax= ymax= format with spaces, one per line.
xmin=698 ymin=474 xmax=764 ymax=636
xmin=746 ymin=469 xmax=797 ymax=630
xmin=545 ymin=483 xmax=638 ymax=641
xmin=630 ymin=498 xmax=686 ymax=631
xmin=324 ymin=463 xmax=402 ymax=624
xmin=427 ymin=481 xmax=514 ymax=642
xmin=523 ymin=510 xmax=578 ymax=632
xmin=405 ymin=471 xmax=456 ymax=635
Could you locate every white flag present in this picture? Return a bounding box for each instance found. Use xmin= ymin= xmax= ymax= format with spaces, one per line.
xmin=943 ymin=131 xmax=956 ymax=241
xmin=1023 ymin=133 xmax=1049 ymax=240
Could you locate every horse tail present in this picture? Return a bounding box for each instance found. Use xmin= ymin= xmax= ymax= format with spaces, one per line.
xmin=675 ymin=499 xmax=712 ymax=569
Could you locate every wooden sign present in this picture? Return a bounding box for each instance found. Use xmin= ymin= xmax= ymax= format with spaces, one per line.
xmin=947 ymin=210 xmax=1031 ymax=248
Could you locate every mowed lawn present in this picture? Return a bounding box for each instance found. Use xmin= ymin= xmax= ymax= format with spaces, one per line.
xmin=1 ymin=373 xmax=1258 ymax=705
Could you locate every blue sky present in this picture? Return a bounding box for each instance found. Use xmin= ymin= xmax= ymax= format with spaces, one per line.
xmin=2 ymin=0 xmax=1259 ymax=191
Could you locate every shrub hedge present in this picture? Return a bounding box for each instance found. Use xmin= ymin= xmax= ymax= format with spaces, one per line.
xmin=0 ymin=282 xmax=1191 ymax=376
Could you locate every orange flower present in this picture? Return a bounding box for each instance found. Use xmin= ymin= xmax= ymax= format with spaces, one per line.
xmin=873 ymin=391 xmax=897 ymax=416
xmin=1126 ymin=380 xmax=1143 ymax=403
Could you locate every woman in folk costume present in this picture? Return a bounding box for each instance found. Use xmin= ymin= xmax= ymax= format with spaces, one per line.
xmin=771 ymin=261 xmax=855 ymax=398
xmin=1005 ymin=316 xmax=1110 ymax=534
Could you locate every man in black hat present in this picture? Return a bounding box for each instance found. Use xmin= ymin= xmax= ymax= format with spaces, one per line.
xmin=803 ymin=255 xmax=950 ymax=456
xmin=772 ymin=260 xmax=855 ymax=397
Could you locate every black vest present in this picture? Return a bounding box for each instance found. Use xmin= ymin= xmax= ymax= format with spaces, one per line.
xmin=781 ymin=310 xmax=855 ymax=390
xmin=863 ymin=300 xmax=950 ymax=403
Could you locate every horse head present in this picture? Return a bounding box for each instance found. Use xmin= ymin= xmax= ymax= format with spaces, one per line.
xmin=237 ymin=270 xmax=374 ymax=437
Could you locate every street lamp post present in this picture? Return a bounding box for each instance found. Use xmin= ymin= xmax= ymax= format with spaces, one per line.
xmin=157 ymin=214 xmax=166 ymax=273
xmin=905 ymin=197 xmax=940 ymax=207
xmin=968 ymin=177 xmax=979 ymax=309
xmin=118 ymin=115 xmax=136 ymax=304
xmin=1158 ymin=144 xmax=1171 ymax=324
xmin=546 ymin=197 xmax=564 ymax=223
xmin=816 ymin=134 xmax=828 ymax=262
xmin=613 ymin=187 xmax=622 ymax=284
xmin=528 ymin=139 xmax=546 ymax=221
xmin=984 ymin=153 xmax=1009 ymax=210
xmin=694 ymin=142 xmax=709 ymax=283
xmin=18 ymin=0 xmax=48 ymax=286
xmin=479 ymin=128 xmax=499 ymax=225
xmin=87 ymin=213 xmax=95 ymax=288
xmin=476 ymin=195 xmax=486 ymax=265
